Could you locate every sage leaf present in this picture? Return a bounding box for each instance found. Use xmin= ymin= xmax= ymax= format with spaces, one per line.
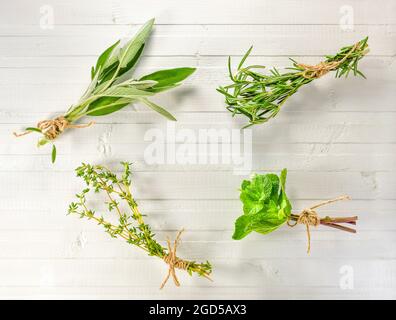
xmin=51 ymin=144 xmax=57 ymax=163
xmin=86 ymin=97 xmax=132 ymax=116
xmin=102 ymin=86 xmax=154 ymax=98
xmin=25 ymin=127 xmax=42 ymax=134
xmin=118 ymin=19 xmax=154 ymax=69
xmin=92 ymin=40 xmax=120 ymax=80
xmin=19 ymin=19 xmax=195 ymax=162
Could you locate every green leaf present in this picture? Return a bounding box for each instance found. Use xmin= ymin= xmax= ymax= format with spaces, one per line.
xmin=103 ymin=86 xmax=154 ymax=98
xmin=240 ymin=192 xmax=264 ymax=215
xmin=117 ymin=44 xmax=145 ymax=77
xmin=238 ymin=46 xmax=253 ymax=70
xmin=239 ymin=175 xmax=273 ymax=215
xmin=113 ymin=79 xmax=158 ymax=89
xmin=280 ymin=168 xmax=287 ymax=192
xmin=267 ymin=174 xmax=280 ymax=202
xmin=37 ymin=137 xmax=49 ymax=147
xmin=233 ymin=170 xmax=293 ymax=240
xmin=232 ymin=210 xmax=284 ymax=240
xmin=118 ymin=19 xmax=154 ymax=70
xmin=140 ymin=67 xmax=195 ymax=91
xmin=51 ymin=144 xmax=57 ymax=163
xmin=140 ymin=98 xmax=176 ymax=121
xmin=92 ymin=40 xmax=120 ymax=79
xmin=244 ymin=174 xmax=272 ymax=201
xmin=227 ymin=56 xmax=234 ymax=81
xmin=279 ymin=168 xmax=292 ymax=217
xmin=232 ymin=215 xmax=254 ymax=240
xmin=86 ymin=97 xmax=132 ymax=116
xmin=25 ymin=127 xmax=42 ymax=134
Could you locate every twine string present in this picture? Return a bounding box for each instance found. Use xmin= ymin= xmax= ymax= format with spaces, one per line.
xmin=297 ymin=42 xmax=359 ymax=79
xmin=14 ymin=116 xmax=94 ymax=140
xmin=160 ymin=229 xmax=190 ymax=289
xmin=288 ymin=195 xmax=351 ymax=253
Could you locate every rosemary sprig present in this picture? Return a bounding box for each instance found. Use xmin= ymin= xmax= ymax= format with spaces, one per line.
xmin=15 ymin=19 xmax=196 ymax=162
xmin=217 ymin=37 xmax=369 ymax=128
xmin=68 ymin=162 xmax=212 ymax=288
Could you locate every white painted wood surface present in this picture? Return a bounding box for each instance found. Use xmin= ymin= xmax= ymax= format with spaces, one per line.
xmin=0 ymin=0 xmax=395 ymax=299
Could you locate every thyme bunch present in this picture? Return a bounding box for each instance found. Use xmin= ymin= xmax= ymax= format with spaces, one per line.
xmin=15 ymin=19 xmax=195 ymax=162
xmin=217 ymin=37 xmax=369 ymax=128
xmin=68 ymin=162 xmax=212 ymax=288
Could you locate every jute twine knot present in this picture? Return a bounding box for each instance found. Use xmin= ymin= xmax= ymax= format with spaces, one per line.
xmin=287 ymin=195 xmax=351 ymax=254
xmin=297 ymin=42 xmax=359 ymax=79
xmin=14 ymin=116 xmax=94 ymax=140
xmin=160 ymin=229 xmax=190 ymax=289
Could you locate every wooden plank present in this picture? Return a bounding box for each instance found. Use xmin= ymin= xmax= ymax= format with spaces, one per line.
xmin=0 ymin=229 xmax=394 ymax=259
xmin=0 ymin=258 xmax=395 ymax=288
xmin=0 ymin=56 xmax=392 ymax=112
xmin=0 ymin=0 xmax=395 ymax=25
xmin=0 ymin=171 xmax=392 ymax=199
xmin=1 ymin=286 xmax=394 ymax=299
xmin=0 ymin=25 xmax=393 ymax=57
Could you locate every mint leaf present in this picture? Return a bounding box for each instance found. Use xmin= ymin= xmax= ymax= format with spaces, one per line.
xmin=232 ymin=215 xmax=254 ymax=240
xmin=279 ymin=168 xmax=292 ymax=216
xmin=233 ymin=207 xmax=285 ymax=240
xmin=267 ymin=173 xmax=280 ymax=202
xmin=240 ymin=174 xmax=272 ymax=215
xmin=240 ymin=192 xmax=264 ymax=215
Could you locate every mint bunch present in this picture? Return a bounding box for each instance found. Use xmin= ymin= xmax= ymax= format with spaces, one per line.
xmin=233 ymin=169 xmax=292 ymax=240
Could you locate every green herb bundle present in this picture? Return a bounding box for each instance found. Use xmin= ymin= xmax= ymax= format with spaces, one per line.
xmin=15 ymin=19 xmax=195 ymax=162
xmin=233 ymin=169 xmax=358 ymax=253
xmin=217 ymin=37 xmax=369 ymax=128
xmin=68 ymin=162 xmax=212 ymax=288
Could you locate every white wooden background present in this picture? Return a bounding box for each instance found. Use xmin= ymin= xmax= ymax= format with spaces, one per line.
xmin=0 ymin=0 xmax=395 ymax=299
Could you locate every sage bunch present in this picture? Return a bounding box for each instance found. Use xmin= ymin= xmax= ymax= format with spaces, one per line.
xmin=68 ymin=162 xmax=212 ymax=288
xmin=15 ymin=19 xmax=195 ymax=162
xmin=233 ymin=169 xmax=358 ymax=253
xmin=217 ymin=37 xmax=369 ymax=128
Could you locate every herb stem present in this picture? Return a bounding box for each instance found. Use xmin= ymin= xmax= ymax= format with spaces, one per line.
xmin=289 ymin=214 xmax=358 ymax=233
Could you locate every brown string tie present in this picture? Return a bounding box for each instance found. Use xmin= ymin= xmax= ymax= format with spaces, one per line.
xmin=287 ymin=195 xmax=351 ymax=254
xmin=160 ymin=229 xmax=190 ymax=289
xmin=14 ymin=116 xmax=94 ymax=140
xmin=297 ymin=42 xmax=360 ymax=79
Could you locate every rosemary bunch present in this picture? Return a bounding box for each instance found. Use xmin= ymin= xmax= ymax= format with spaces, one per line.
xmin=217 ymin=37 xmax=369 ymax=128
xmin=15 ymin=19 xmax=195 ymax=162
xmin=68 ymin=162 xmax=212 ymax=288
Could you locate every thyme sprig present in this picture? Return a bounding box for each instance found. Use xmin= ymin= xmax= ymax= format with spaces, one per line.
xmin=68 ymin=162 xmax=212 ymax=288
xmin=233 ymin=169 xmax=358 ymax=253
xmin=217 ymin=37 xmax=369 ymax=128
xmin=15 ymin=19 xmax=195 ymax=162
